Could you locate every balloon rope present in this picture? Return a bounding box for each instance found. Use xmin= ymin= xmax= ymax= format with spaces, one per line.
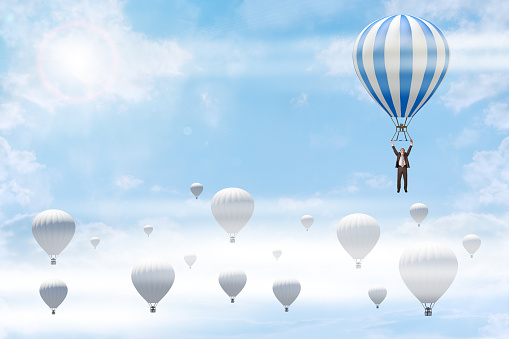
xmin=390 ymin=117 xmax=397 ymax=141
xmin=406 ymin=115 xmax=415 ymax=127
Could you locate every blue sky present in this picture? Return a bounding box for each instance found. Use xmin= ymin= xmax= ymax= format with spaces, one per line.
xmin=0 ymin=0 xmax=508 ymax=338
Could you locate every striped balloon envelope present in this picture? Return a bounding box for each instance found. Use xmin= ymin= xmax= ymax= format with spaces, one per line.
xmin=353 ymin=15 xmax=450 ymax=141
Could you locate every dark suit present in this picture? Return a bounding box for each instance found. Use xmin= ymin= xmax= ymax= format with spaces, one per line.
xmin=392 ymin=145 xmax=412 ymax=191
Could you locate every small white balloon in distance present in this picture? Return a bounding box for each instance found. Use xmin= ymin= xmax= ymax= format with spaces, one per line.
xmin=273 ymin=278 xmax=301 ymax=312
xmin=40 ymin=279 xmax=68 ymax=315
xmin=336 ymin=213 xmax=380 ymax=269
xmin=273 ymin=250 xmax=282 ymax=260
xmin=144 ymin=225 xmax=153 ymax=237
xmin=218 ymin=268 xmax=247 ymax=303
xmin=462 ymin=234 xmax=481 ymax=258
xmin=368 ymin=286 xmax=387 ymax=308
xmin=399 ymin=241 xmax=458 ymax=316
xmin=410 ymin=203 xmax=428 ymax=227
xmin=131 ymin=259 xmax=175 ymax=313
xmin=211 ymin=187 xmax=254 ymax=243
xmin=184 ymin=254 xmax=197 ymax=268
xmin=32 ymin=209 xmax=76 ymax=265
xmin=300 ymin=215 xmax=314 ymax=231
xmin=190 ymin=183 xmax=203 ymax=199
xmin=90 ymin=237 xmax=100 ymax=249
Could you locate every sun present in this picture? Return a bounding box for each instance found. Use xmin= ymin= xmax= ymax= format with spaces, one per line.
xmin=37 ymin=22 xmax=118 ymax=103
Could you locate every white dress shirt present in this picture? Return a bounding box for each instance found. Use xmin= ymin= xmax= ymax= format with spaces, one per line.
xmin=399 ymin=154 xmax=406 ymax=167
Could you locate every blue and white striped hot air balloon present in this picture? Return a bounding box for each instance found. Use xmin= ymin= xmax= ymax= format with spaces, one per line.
xmin=353 ymin=15 xmax=450 ymax=141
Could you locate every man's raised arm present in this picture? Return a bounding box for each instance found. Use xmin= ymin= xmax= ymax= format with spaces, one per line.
xmin=391 ymin=140 xmax=398 ymax=155
xmin=407 ymin=139 xmax=413 ymax=155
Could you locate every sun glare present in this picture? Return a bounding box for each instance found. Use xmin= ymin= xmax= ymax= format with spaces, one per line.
xmin=38 ymin=22 xmax=118 ymax=102
xmin=53 ymin=38 xmax=100 ymax=83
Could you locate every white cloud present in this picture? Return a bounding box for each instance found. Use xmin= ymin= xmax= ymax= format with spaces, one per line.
xmin=1 ymin=197 xmax=506 ymax=338
xmin=199 ymin=91 xmax=222 ymax=127
xmin=0 ymin=0 xmax=192 ymax=111
xmin=484 ymin=102 xmax=509 ymax=130
xmin=328 ymin=184 xmax=360 ymax=194
xmin=0 ymin=137 xmax=43 ymax=177
xmin=0 ymin=137 xmax=49 ymax=215
xmin=463 ymin=137 xmax=509 ymax=205
xmin=365 ymin=175 xmax=392 ymax=189
xmin=115 ymin=174 xmax=143 ymax=190
xmin=315 ymin=38 xmax=355 ymax=76
xmin=315 ymin=39 xmax=378 ymax=103
xmin=451 ymin=127 xmax=480 ymax=149
xmin=290 ymin=92 xmax=308 ymax=108
xmin=276 ymin=197 xmax=323 ymax=211
xmin=0 ymin=103 xmax=25 ymax=130
xmin=478 ymin=313 xmax=509 ymax=338
xmin=201 ymin=92 xmax=218 ymax=108
xmin=329 ymin=172 xmax=394 ymax=193
xmin=0 ymin=180 xmax=32 ymax=206
xmin=0 ymin=186 xmax=506 ymax=338
xmin=384 ymin=0 xmax=470 ymax=22
xmin=150 ymin=185 xmax=181 ymax=195
xmin=383 ymin=0 xmax=509 ymax=31
xmin=442 ymin=73 xmax=509 ymax=113
xmin=447 ymin=30 xmax=509 ymax=73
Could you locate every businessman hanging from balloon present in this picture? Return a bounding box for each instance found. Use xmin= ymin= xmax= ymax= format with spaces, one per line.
xmin=352 ymin=15 xmax=450 ymax=192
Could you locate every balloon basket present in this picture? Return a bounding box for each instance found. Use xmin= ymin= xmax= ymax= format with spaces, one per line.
xmin=424 ymin=307 xmax=432 ymax=316
xmin=391 ymin=123 xmax=412 ymax=142
xmin=51 ymin=309 xmax=55 ymax=315
xmin=150 ymin=306 xmax=156 ymax=313
xmin=470 ymin=254 xmax=473 ymax=258
xmin=231 ymin=298 xmax=235 ymax=303
xmin=51 ymin=258 xmax=56 ymax=265
xmin=285 ymin=307 xmax=289 ymax=312
xmin=356 ymin=262 xmax=361 ymax=269
xmin=376 ymin=305 xmax=379 ymax=309
xmin=230 ymin=236 xmax=235 ymax=243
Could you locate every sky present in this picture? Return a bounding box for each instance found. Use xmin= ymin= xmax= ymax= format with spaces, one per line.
xmin=0 ymin=0 xmax=509 ymax=338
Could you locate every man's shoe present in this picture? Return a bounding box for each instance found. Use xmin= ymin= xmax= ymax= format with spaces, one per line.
xmin=397 ymin=190 xmax=400 ymax=193
xmin=405 ymin=190 xmax=408 ymax=193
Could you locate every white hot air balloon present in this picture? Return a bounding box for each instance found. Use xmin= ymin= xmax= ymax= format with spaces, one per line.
xmin=131 ymin=259 xmax=175 ymax=313
xmin=184 ymin=254 xmax=197 ymax=268
xmin=410 ymin=203 xmax=428 ymax=227
xmin=190 ymin=183 xmax=204 ymax=199
xmin=462 ymin=234 xmax=481 ymax=258
xmin=211 ymin=188 xmax=254 ymax=243
xmin=40 ymin=279 xmax=68 ymax=315
xmin=32 ymin=209 xmax=76 ymax=265
xmin=368 ymin=286 xmax=387 ymax=308
xmin=90 ymin=237 xmax=100 ymax=249
xmin=336 ymin=213 xmax=380 ymax=269
xmin=273 ymin=278 xmax=301 ymax=312
xmin=144 ymin=225 xmax=153 ymax=237
xmin=273 ymin=250 xmax=282 ymax=261
xmin=300 ymin=215 xmax=314 ymax=231
xmin=218 ymin=268 xmax=247 ymax=303
xmin=399 ymin=241 xmax=458 ymax=316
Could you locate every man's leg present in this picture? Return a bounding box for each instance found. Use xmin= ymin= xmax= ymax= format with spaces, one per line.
xmin=397 ymin=167 xmax=402 ymax=192
xmin=403 ymin=167 xmax=408 ymax=191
